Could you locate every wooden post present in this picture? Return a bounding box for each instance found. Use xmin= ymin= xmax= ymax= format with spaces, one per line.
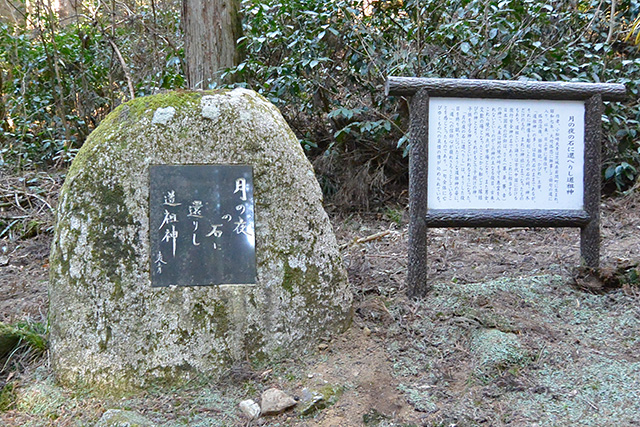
xmin=407 ymin=90 xmax=430 ymax=298
xmin=581 ymin=94 xmax=603 ymax=268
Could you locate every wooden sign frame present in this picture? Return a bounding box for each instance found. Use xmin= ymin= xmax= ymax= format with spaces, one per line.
xmin=386 ymin=77 xmax=627 ymax=297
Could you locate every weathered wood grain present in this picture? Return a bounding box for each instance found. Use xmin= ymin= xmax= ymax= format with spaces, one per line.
xmin=407 ymin=90 xmax=430 ymax=297
xmin=386 ymin=77 xmax=627 ymax=101
xmin=424 ymin=209 xmax=591 ymax=228
xmin=581 ymin=94 xmax=603 ymax=268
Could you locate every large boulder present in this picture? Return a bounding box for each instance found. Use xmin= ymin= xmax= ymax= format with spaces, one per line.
xmin=49 ymin=88 xmax=352 ymax=392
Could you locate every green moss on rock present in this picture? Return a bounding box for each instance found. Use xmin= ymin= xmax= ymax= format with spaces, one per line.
xmin=282 ymin=262 xmax=301 ymax=294
xmin=49 ymin=88 xmax=352 ymax=394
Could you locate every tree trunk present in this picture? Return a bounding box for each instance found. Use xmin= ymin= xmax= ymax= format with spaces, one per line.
xmin=182 ymin=0 xmax=242 ymax=89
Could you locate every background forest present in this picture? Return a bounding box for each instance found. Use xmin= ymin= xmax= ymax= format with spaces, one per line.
xmin=2 ymin=2 xmax=640 ymax=425
xmin=0 ymin=0 xmax=639 ymax=205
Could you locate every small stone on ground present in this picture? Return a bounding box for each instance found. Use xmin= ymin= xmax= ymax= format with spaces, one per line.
xmin=239 ymin=399 xmax=261 ymax=419
xmin=261 ymin=388 xmax=297 ymax=415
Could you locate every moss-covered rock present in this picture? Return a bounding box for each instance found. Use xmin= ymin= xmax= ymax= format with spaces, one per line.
xmin=470 ymin=328 xmax=528 ymax=380
xmin=49 ymin=88 xmax=352 ymax=393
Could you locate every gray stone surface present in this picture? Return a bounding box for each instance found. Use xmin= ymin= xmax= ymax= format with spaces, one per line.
xmin=95 ymin=409 xmax=156 ymax=427
xmin=299 ymin=388 xmax=325 ymax=416
xmin=49 ymin=88 xmax=352 ymax=392
xmin=239 ymin=399 xmax=261 ymax=419
xmin=260 ymin=388 xmax=297 ymax=415
xmin=151 ymin=106 xmax=175 ymax=125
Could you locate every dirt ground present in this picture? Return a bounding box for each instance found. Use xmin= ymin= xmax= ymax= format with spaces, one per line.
xmin=1 ymin=168 xmax=639 ymax=426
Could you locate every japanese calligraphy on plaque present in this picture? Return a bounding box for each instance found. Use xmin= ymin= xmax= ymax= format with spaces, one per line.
xmin=428 ymin=98 xmax=585 ymax=210
xmin=149 ymin=165 xmax=256 ymax=287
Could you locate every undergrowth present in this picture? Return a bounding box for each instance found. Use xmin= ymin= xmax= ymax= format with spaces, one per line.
xmin=0 ymin=320 xmax=48 ymax=412
xmin=1 ymin=0 xmax=639 ymax=207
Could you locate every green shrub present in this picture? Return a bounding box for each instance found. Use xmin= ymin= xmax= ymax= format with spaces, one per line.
xmin=233 ymin=0 xmax=640 ymax=195
xmin=0 ymin=0 xmax=184 ymax=168
xmin=1 ymin=0 xmax=638 ymax=195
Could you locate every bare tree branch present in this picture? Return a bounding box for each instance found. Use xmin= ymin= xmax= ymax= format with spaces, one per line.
xmin=108 ymin=38 xmax=136 ymax=100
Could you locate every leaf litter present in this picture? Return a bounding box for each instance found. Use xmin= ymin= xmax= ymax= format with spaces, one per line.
xmin=0 ymin=168 xmax=639 ymax=426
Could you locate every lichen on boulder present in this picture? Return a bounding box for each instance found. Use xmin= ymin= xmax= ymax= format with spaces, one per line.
xmin=48 ymin=88 xmax=352 ymax=393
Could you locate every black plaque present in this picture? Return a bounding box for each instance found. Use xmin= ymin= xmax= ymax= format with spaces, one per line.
xmin=149 ymin=165 xmax=256 ymax=287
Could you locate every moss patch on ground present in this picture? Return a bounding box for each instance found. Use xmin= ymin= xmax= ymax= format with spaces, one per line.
xmin=384 ymin=275 xmax=640 ymax=426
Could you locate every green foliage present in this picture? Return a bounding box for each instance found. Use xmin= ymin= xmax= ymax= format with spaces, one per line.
xmin=0 ymin=320 xmax=47 ymax=414
xmin=1 ymin=0 xmax=639 ymax=195
xmin=0 ymin=0 xmax=184 ymax=169
xmin=0 ymin=320 xmax=47 ymax=412
xmin=0 ymin=320 xmax=48 ymax=356
xmin=384 ymin=207 xmax=404 ymax=225
xmin=232 ymin=0 xmax=401 ymax=150
xmin=0 ymin=381 xmax=17 ymax=412
xmin=234 ymin=0 xmax=640 ymax=194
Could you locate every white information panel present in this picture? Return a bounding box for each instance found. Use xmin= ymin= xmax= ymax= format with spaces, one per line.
xmin=428 ymin=98 xmax=585 ymax=210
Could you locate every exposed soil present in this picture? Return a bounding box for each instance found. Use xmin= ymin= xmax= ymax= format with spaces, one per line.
xmin=1 ymin=168 xmax=639 ymax=426
xmin=1 ymin=171 xmax=62 ymax=328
